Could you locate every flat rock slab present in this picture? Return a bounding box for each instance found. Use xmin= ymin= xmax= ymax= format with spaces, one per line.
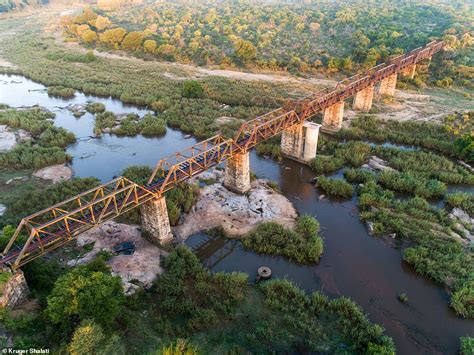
xmin=0 ymin=125 xmax=16 ymax=152
xmin=173 ymin=170 xmax=298 ymax=240
xmin=33 ymin=164 xmax=72 ymax=183
xmin=0 ymin=204 xmax=6 ymax=216
xmin=69 ymin=221 xmax=167 ymax=295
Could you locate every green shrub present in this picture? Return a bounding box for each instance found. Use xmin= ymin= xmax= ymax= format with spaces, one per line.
xmin=47 ymin=86 xmax=75 ymax=98
xmin=451 ymin=286 xmax=474 ymax=319
xmin=242 ymin=216 xmax=323 ymax=264
xmin=316 ymin=176 xmax=354 ymax=198
xmin=38 ymin=126 xmax=76 ymax=148
xmin=446 ymin=192 xmax=474 ymax=217
xmin=85 ymin=102 xmax=106 ymax=114
xmin=182 ymin=80 xmax=204 ymax=99
xmin=310 ymin=155 xmax=344 ymax=174
xmin=0 ymin=144 xmax=71 ymax=170
xmin=460 ymin=336 xmax=474 ymax=355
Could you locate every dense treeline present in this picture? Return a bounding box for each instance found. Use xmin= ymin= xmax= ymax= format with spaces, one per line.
xmin=0 ymin=246 xmax=395 ymax=353
xmin=61 ymin=1 xmax=472 ymax=85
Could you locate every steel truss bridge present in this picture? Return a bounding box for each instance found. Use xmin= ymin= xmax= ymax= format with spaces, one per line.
xmin=0 ymin=40 xmax=444 ymax=270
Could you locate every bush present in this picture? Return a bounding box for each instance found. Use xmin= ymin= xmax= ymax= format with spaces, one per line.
xmin=47 ymin=86 xmax=75 ymax=98
xmin=38 ymin=126 xmax=76 ymax=148
xmin=242 ymin=216 xmax=323 ymax=264
xmin=379 ymin=171 xmax=447 ymax=199
xmin=182 ymin=80 xmax=204 ymax=99
xmin=451 ymin=286 xmax=474 ymax=319
xmin=46 ymin=263 xmax=124 ymax=329
xmin=0 ymin=144 xmax=71 ymax=170
xmin=316 ymin=176 xmax=354 ymax=198
xmin=68 ymin=320 xmax=124 ymax=355
xmin=446 ymin=192 xmax=474 ymax=217
xmin=85 ymin=102 xmax=106 ymax=114
xmin=460 ymin=336 xmax=474 ymax=355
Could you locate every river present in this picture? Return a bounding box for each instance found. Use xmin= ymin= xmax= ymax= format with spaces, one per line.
xmin=0 ymin=73 xmax=472 ymax=354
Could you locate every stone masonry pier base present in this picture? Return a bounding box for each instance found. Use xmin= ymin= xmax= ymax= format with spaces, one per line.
xmin=0 ymin=270 xmax=29 ymax=309
xmin=223 ymin=152 xmax=251 ymax=194
xmin=322 ymin=101 xmax=344 ymax=132
xmin=140 ymin=196 xmax=173 ymax=244
xmin=353 ymin=85 xmax=374 ymax=112
xmin=378 ymin=73 xmax=397 ymax=96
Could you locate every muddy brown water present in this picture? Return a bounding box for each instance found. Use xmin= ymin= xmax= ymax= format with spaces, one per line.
xmin=1 ymin=74 xmax=473 ymax=354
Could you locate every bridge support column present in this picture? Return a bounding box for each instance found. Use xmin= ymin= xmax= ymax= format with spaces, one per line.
xmin=322 ymin=101 xmax=344 ymax=132
xmin=223 ymin=152 xmax=251 ymax=194
xmin=0 ymin=270 xmax=29 ymax=309
xmin=281 ymin=122 xmax=321 ymax=163
xmin=140 ymin=196 xmax=173 ymax=244
xmin=401 ymin=64 xmax=416 ymax=79
xmin=353 ymin=85 xmax=374 ymax=112
xmin=378 ymin=73 xmax=397 ymax=96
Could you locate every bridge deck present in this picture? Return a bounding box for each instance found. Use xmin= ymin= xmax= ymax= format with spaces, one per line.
xmin=0 ymin=40 xmax=444 ymax=270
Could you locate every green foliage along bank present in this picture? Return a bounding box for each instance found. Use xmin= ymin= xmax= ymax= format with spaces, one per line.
xmin=316 ymin=176 xmax=354 ymax=199
xmin=242 ymin=216 xmax=323 ymax=264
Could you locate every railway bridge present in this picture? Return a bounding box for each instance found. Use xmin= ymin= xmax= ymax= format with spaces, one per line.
xmin=0 ymin=40 xmax=444 ymax=277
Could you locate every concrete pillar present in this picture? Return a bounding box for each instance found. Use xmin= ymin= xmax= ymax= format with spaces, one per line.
xmin=140 ymin=196 xmax=173 ymax=244
xmin=302 ymin=122 xmax=321 ymax=162
xmin=281 ymin=122 xmax=320 ymax=163
xmin=322 ymin=101 xmax=344 ymax=131
xmin=401 ymin=64 xmax=416 ymax=79
xmin=223 ymin=152 xmax=251 ymax=194
xmin=378 ymin=73 xmax=397 ymax=96
xmin=0 ymin=270 xmax=29 ymax=309
xmin=281 ymin=124 xmax=304 ymax=159
xmin=353 ymin=85 xmax=374 ymax=112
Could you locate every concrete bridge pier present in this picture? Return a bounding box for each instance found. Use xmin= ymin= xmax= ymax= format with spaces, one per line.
xmin=140 ymin=196 xmax=173 ymax=244
xmin=353 ymin=85 xmax=374 ymax=112
xmin=322 ymin=101 xmax=344 ymax=131
xmin=223 ymin=152 xmax=251 ymax=194
xmin=378 ymin=73 xmax=397 ymax=96
xmin=401 ymin=64 xmax=416 ymax=79
xmin=281 ymin=121 xmax=321 ymax=163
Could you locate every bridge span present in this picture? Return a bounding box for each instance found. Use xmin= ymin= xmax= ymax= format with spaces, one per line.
xmin=1 ymin=40 xmax=444 ymax=270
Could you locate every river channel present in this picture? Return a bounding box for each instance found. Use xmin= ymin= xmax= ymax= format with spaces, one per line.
xmin=0 ymin=73 xmax=472 ymax=354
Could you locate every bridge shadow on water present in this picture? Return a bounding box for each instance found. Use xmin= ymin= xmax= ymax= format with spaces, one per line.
xmin=186 ymin=151 xmax=473 ymax=355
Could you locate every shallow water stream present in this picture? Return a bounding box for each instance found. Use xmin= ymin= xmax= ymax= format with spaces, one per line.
xmin=1 ymin=74 xmax=473 ymax=354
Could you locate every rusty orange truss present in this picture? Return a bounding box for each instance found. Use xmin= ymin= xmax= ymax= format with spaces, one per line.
xmin=1 ymin=40 xmax=445 ymax=270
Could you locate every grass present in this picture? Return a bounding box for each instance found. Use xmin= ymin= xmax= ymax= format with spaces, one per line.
xmin=47 ymin=86 xmax=75 ymax=98
xmin=316 ymin=176 xmax=354 ymax=199
xmin=0 ymin=271 xmax=12 ymax=296
xmin=241 ymin=216 xmax=323 ymax=264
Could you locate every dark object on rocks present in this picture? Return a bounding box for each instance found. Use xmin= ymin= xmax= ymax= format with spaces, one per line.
xmin=256 ymin=266 xmax=272 ymax=282
xmin=113 ymin=241 xmax=135 ymax=255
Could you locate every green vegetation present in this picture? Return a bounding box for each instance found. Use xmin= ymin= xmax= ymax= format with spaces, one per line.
xmin=85 ymin=102 xmax=106 ymax=114
xmin=255 ymin=135 xmax=282 ymax=161
xmin=47 ymin=86 xmax=75 ymax=98
xmin=378 ymin=170 xmax=447 ymax=199
xmin=460 ymin=336 xmax=474 ymax=355
xmin=94 ymin=111 xmax=168 ymax=137
xmin=398 ymin=293 xmax=408 ymax=303
xmin=0 ymin=177 xmax=100 ymax=228
xmin=63 ymin=2 xmax=471 ymax=86
xmin=310 ymin=141 xmax=372 ymax=174
xmin=316 ymin=176 xmax=354 ymax=198
xmin=0 ymin=271 xmax=12 ymax=296
xmin=446 ymin=192 xmax=474 ymax=217
xmin=242 ymin=216 xmax=323 ymax=264
xmin=0 ymin=108 xmax=76 ymax=170
xmin=182 ymin=80 xmax=204 ymax=99
xmin=338 ymin=114 xmax=474 ymax=163
xmin=0 ymin=246 xmax=394 ymax=353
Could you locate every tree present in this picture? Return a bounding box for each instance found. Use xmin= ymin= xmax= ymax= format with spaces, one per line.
xmin=143 ymin=39 xmax=157 ymax=54
xmin=81 ymin=29 xmax=98 ymax=44
xmin=234 ymin=39 xmax=257 ymax=63
xmin=94 ymin=15 xmax=112 ymax=31
xmin=182 ymin=80 xmax=204 ymax=99
xmin=99 ymin=28 xmax=127 ymax=48
xmin=76 ymin=24 xmax=90 ymax=37
xmin=68 ymin=320 xmax=125 ymax=355
xmin=46 ymin=265 xmax=124 ymax=328
xmin=121 ymin=31 xmax=145 ymax=51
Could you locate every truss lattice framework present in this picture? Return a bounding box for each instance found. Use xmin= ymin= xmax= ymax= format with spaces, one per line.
xmin=1 ymin=40 xmax=444 ymax=270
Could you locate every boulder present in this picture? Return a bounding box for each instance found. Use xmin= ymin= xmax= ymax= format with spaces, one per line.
xmin=33 ymin=164 xmax=73 ymax=183
xmin=0 ymin=125 xmax=16 ymax=152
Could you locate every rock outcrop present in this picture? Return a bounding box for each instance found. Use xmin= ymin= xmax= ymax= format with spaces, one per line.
xmin=33 ymin=164 xmax=73 ymax=183
xmin=362 ymin=155 xmax=395 ymax=172
xmin=173 ymin=169 xmax=298 ymax=240
xmin=0 ymin=125 xmax=17 ymax=152
xmin=69 ymin=221 xmax=167 ymax=295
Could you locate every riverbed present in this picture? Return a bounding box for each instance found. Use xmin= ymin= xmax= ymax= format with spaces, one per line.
xmin=0 ymin=73 xmax=473 ymax=354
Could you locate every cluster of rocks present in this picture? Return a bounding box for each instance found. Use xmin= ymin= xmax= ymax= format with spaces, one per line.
xmin=448 ymin=208 xmax=474 ymax=245
xmin=33 ymin=164 xmax=73 ymax=183
xmin=65 ymin=104 xmax=87 ymax=117
xmin=362 ymin=156 xmax=395 ymax=172
xmin=173 ymin=169 xmax=298 ymax=240
xmin=0 ymin=125 xmax=33 ymax=152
